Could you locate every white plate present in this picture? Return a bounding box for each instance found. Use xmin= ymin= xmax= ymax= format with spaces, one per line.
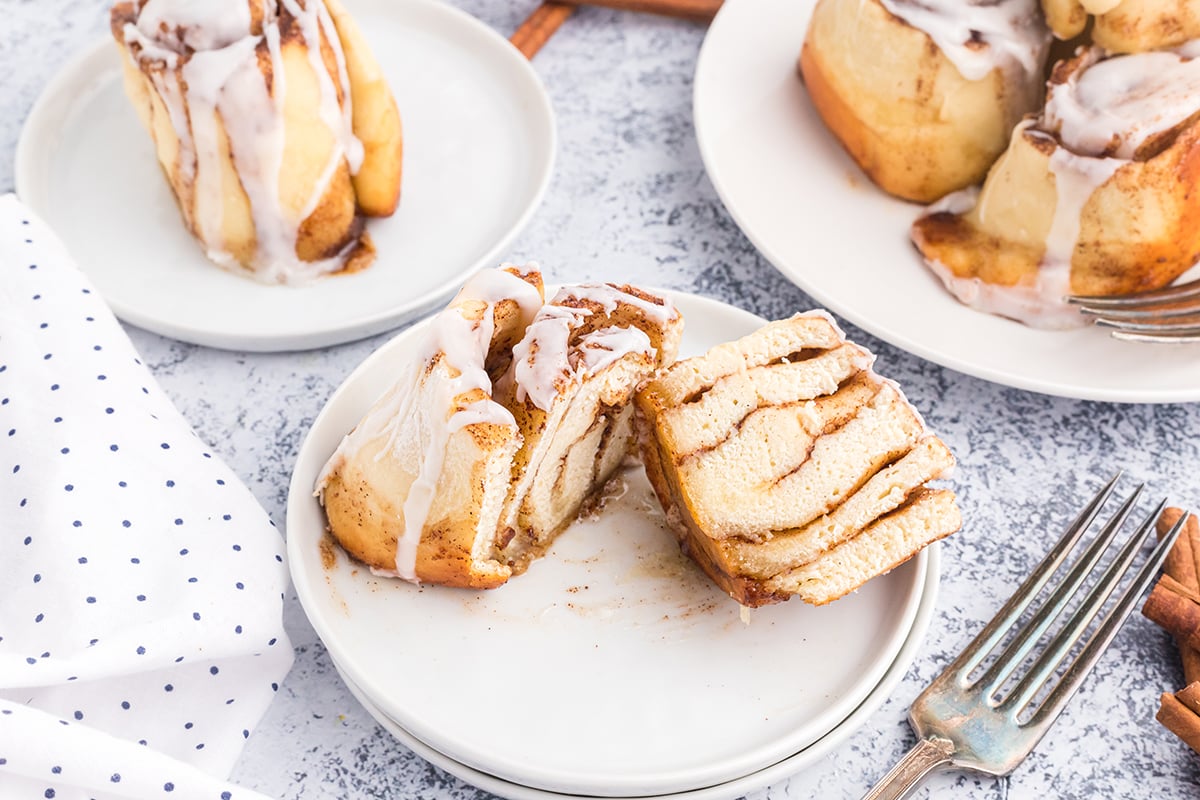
xmin=15 ymin=0 xmax=554 ymax=352
xmin=333 ymin=541 xmax=936 ymax=800
xmin=693 ymin=0 xmax=1200 ymax=403
xmin=286 ymin=289 xmax=936 ymax=797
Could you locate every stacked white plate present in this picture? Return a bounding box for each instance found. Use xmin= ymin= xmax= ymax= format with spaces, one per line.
xmin=287 ymin=290 xmax=941 ymax=800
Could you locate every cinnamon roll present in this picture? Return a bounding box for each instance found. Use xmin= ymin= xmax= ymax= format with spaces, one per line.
xmin=636 ymin=313 xmax=960 ymax=608
xmin=496 ymin=284 xmax=683 ymax=573
xmin=800 ymin=0 xmax=1049 ymax=203
xmin=912 ymin=46 xmax=1200 ymax=328
xmin=317 ymin=265 xmax=545 ymax=588
xmin=1042 ymin=0 xmax=1200 ymax=52
xmin=316 ymin=268 xmax=684 ymax=589
xmin=110 ymin=0 xmax=403 ymax=284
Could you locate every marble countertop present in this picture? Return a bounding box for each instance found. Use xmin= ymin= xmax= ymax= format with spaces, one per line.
xmin=5 ymin=1 xmax=1200 ymax=798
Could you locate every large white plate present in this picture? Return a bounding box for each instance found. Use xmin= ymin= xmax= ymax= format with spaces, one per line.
xmin=15 ymin=0 xmax=554 ymax=352
xmin=693 ymin=0 xmax=1200 ymax=403
xmin=333 ymin=544 xmax=936 ymax=800
xmin=286 ymin=289 xmax=936 ymax=797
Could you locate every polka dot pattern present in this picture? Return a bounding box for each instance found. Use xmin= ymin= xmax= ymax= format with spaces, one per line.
xmin=0 ymin=196 xmax=289 ymax=800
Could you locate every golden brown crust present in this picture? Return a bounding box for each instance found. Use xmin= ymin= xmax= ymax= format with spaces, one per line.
xmin=912 ymin=52 xmax=1200 ymax=299
xmin=319 ymin=268 xmax=544 ymax=587
xmin=1042 ymin=0 xmax=1200 ymax=52
xmin=636 ymin=315 xmax=959 ymax=608
xmin=109 ymin=0 xmax=401 ymax=278
xmin=800 ymin=0 xmax=1042 ymax=203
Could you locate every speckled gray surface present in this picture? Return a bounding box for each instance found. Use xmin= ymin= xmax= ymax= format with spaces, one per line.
xmin=5 ymin=1 xmax=1200 ymax=798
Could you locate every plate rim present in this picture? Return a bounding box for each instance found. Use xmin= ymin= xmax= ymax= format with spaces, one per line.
xmin=332 ymin=543 xmax=939 ymax=800
xmin=285 ymin=287 xmax=937 ymax=796
xmin=14 ymin=0 xmax=557 ymax=352
xmin=692 ymin=0 xmax=1200 ymax=404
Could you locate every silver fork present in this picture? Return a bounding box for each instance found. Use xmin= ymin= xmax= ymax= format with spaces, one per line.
xmin=862 ymin=474 xmax=1190 ymax=800
xmin=1067 ymin=277 xmax=1200 ymax=342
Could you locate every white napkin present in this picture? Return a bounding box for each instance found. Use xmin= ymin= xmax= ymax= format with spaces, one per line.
xmin=0 ymin=194 xmax=292 ymax=800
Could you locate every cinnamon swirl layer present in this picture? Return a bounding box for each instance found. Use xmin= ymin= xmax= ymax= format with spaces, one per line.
xmin=912 ymin=46 xmax=1200 ymax=328
xmin=636 ymin=313 xmax=959 ymax=608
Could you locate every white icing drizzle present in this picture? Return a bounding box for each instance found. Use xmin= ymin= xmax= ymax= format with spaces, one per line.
xmin=878 ymin=0 xmax=1048 ymax=82
xmin=511 ymin=284 xmax=674 ymax=412
xmin=1044 ymin=48 xmax=1200 ymax=160
xmin=579 ymin=326 xmax=654 ymax=374
xmin=511 ymin=304 xmax=588 ymax=412
xmin=923 ymin=250 xmax=1088 ymax=330
xmin=134 ymin=0 xmax=261 ymax=52
xmin=121 ymin=0 xmax=364 ymax=284
xmin=315 ymin=267 xmax=543 ymax=582
xmin=917 ymin=46 xmax=1200 ymax=329
xmin=1044 ymin=146 xmax=1124 ymax=266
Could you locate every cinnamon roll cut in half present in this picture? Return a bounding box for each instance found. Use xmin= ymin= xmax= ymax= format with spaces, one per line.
xmin=636 ymin=313 xmax=960 ymax=608
xmin=318 ymin=265 xmax=546 ymax=588
xmin=912 ymin=46 xmax=1200 ymax=328
xmin=111 ymin=0 xmax=403 ymax=284
xmin=317 ymin=267 xmax=684 ymax=589
xmin=496 ymin=284 xmax=683 ymax=574
xmin=1042 ymin=0 xmax=1200 ymax=52
xmin=800 ymin=0 xmax=1049 ymax=203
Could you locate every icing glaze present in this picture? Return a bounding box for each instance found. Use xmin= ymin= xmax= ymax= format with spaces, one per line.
xmin=917 ymin=46 xmax=1200 ymax=328
xmin=315 ymin=267 xmax=543 ymax=582
xmin=121 ymin=0 xmax=364 ymax=284
xmin=1044 ymin=48 xmax=1200 ymax=159
xmin=511 ymin=284 xmax=674 ymax=412
xmin=878 ymin=0 xmax=1048 ymax=82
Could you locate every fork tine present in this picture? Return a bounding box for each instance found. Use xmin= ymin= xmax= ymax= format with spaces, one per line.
xmin=953 ymin=474 xmax=1122 ymax=680
xmin=1067 ymin=277 xmax=1200 ymax=309
xmin=1000 ymin=497 xmax=1167 ymax=714
xmin=1110 ymin=328 xmax=1200 ymax=344
xmin=1078 ymin=304 xmax=1200 ymax=322
xmin=1093 ymin=313 xmax=1200 ymax=332
xmin=974 ymin=484 xmax=1144 ymax=698
xmin=1023 ymin=508 xmax=1189 ymax=728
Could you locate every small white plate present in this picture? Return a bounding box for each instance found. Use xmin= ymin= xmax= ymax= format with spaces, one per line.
xmin=333 ymin=541 xmax=936 ymax=800
xmin=286 ymin=289 xmax=937 ymax=797
xmin=693 ymin=0 xmax=1200 ymax=403
xmin=15 ymin=0 xmax=555 ymax=352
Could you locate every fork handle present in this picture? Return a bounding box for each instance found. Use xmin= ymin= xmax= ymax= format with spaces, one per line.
xmin=860 ymin=735 xmax=956 ymax=800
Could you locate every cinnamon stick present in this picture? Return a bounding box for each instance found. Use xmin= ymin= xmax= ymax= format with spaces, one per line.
xmin=1158 ymin=688 xmax=1200 ymax=756
xmin=555 ymin=0 xmax=723 ymax=21
xmin=1155 ymin=508 xmax=1200 ymax=684
xmin=1161 ymin=507 xmax=1200 ymax=590
xmin=511 ymin=2 xmax=575 ymax=59
xmin=1143 ymin=580 xmax=1200 ymax=652
xmin=1178 ymin=681 xmax=1200 ymax=715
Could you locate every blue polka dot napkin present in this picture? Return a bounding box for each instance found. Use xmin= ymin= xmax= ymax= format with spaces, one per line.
xmin=0 ymin=194 xmax=292 ymax=799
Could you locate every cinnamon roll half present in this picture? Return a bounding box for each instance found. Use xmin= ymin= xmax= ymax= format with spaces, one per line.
xmin=636 ymin=313 xmax=960 ymax=608
xmin=111 ymin=0 xmax=403 ymax=284
xmin=317 ymin=265 xmax=545 ymax=589
xmin=912 ymin=46 xmax=1200 ymax=328
xmin=316 ymin=269 xmax=684 ymax=589
xmin=800 ymin=0 xmax=1049 ymax=203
